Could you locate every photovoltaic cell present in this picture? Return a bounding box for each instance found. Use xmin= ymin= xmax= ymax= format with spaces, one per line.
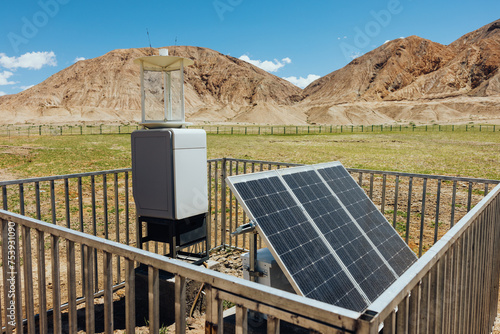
xmin=227 ymin=162 xmax=418 ymax=313
xmin=316 ymin=164 xmax=417 ymax=276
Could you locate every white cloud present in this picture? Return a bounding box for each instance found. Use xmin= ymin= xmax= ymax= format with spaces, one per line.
xmin=283 ymin=74 xmax=321 ymax=89
xmin=20 ymin=85 xmax=34 ymax=90
xmin=384 ymin=40 xmax=391 ymax=44
xmin=0 ymin=51 xmax=57 ymax=70
xmin=74 ymin=57 xmax=86 ymax=63
xmin=0 ymin=91 xmax=7 ymax=96
xmin=0 ymin=71 xmax=16 ymax=86
xmin=350 ymin=52 xmax=362 ymax=60
xmin=239 ymin=55 xmax=292 ymax=73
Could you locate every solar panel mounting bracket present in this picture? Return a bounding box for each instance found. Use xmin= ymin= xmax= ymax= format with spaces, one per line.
xmin=231 ymin=220 xmax=256 ymax=236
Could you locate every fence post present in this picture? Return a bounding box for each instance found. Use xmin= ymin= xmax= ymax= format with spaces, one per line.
xmin=221 ymin=158 xmax=227 ymax=249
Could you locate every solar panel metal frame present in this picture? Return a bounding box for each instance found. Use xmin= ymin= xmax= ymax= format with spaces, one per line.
xmin=227 ymin=162 xmax=418 ymax=311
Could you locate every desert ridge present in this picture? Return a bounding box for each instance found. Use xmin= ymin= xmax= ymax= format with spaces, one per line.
xmin=0 ymin=19 xmax=499 ymax=125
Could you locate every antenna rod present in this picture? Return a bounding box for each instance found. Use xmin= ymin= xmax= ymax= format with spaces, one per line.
xmin=146 ymin=28 xmax=153 ymax=55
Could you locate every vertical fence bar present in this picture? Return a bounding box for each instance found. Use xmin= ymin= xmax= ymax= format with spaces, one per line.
xmin=91 ymin=175 xmax=98 ymax=292
xmin=125 ymin=171 xmax=130 ymax=246
xmin=214 ymin=161 xmax=219 ymax=248
xmin=205 ymin=285 xmax=223 ymax=334
xmin=52 ymin=235 xmax=62 ymax=334
xmin=381 ymin=174 xmax=387 ymax=214
xmin=103 ymin=174 xmax=108 ymax=239
xmin=443 ymin=249 xmax=454 ymax=332
xmin=235 ymin=304 xmax=248 ymax=334
xmin=406 ymin=177 xmax=413 ymax=244
xmin=427 ymin=261 xmax=438 ymax=332
xmin=22 ymin=226 xmax=35 ymax=334
xmin=2 ymin=185 xmax=7 ymax=210
xmin=396 ymin=295 xmax=409 ymax=333
xmin=242 ymin=161 xmax=247 ymax=250
xmin=467 ymin=182 xmax=473 ymax=212
xmin=1 ymin=219 xmax=13 ymax=333
xmin=358 ymin=172 xmax=363 ymax=187
xmin=148 ymin=266 xmax=160 ymax=333
xmin=104 ymin=251 xmax=114 ymax=333
xmin=450 ymin=181 xmax=457 ymax=227
xmin=408 ymin=283 xmax=420 ymax=334
xmin=393 ymin=175 xmax=399 ymax=229
xmin=125 ymin=258 xmax=136 ymax=332
xmin=67 ymin=239 xmax=77 ymax=333
xmin=419 ymin=178 xmax=427 ymax=257
xmin=175 ymin=275 xmax=187 ymax=334
xmin=207 ymin=162 xmax=212 ymax=251
xmin=418 ymin=274 xmax=430 ymax=334
xmin=434 ymin=180 xmax=442 ymax=244
xmin=50 ymin=180 xmax=56 ymax=224
xmin=457 ymin=228 xmax=468 ymax=334
xmin=12 ymin=221 xmax=22 ymax=332
xmin=114 ymin=173 xmax=121 ymax=282
xmin=19 ymin=184 xmax=25 ymax=216
xmin=84 ymin=245 xmax=95 ymax=334
xmin=37 ymin=230 xmax=48 ymax=333
xmin=369 ymin=173 xmax=374 ymax=199
xmin=35 ymin=181 xmax=41 ymax=220
xmin=235 ymin=161 xmax=240 ymax=249
xmin=228 ymin=160 xmax=233 ymax=248
xmin=267 ymin=316 xmax=280 ymax=334
xmin=64 ymin=178 xmax=70 ymax=228
xmin=221 ymin=158 xmax=227 ymax=249
xmin=383 ymin=310 xmax=396 ymax=334
xmin=78 ymin=177 xmax=85 ymax=296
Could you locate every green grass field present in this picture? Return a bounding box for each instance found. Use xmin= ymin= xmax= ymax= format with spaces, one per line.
xmin=0 ymin=131 xmax=499 ymax=180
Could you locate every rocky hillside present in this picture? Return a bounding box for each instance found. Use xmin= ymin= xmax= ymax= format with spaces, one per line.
xmin=301 ymin=19 xmax=500 ymax=125
xmin=0 ymin=46 xmax=304 ymax=125
xmin=0 ymin=19 xmax=499 ymax=125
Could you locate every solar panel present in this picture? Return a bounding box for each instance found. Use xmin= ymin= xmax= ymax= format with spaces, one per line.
xmin=232 ymin=172 xmax=368 ymax=311
xmin=227 ymin=162 xmax=417 ymax=312
xmin=315 ymin=163 xmax=417 ymax=276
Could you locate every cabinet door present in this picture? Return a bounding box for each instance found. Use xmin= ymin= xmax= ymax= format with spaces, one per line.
xmin=132 ymin=130 xmax=174 ymax=219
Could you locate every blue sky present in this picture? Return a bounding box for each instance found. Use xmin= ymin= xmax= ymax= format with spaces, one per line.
xmin=1 ymin=0 xmax=499 ymax=95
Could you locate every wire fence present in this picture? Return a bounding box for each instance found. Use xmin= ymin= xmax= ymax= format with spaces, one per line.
xmin=0 ymin=123 xmax=498 ymax=137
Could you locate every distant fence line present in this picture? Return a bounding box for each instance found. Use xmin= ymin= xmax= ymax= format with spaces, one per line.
xmin=0 ymin=123 xmax=498 ymax=137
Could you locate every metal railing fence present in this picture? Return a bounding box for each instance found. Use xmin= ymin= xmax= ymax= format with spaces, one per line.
xmin=367 ymin=179 xmax=500 ymax=333
xmin=0 ymin=123 xmax=498 ymax=137
xmin=1 ymin=158 xmax=498 ymax=259
xmin=0 ymin=209 xmax=363 ymax=333
xmin=0 ymin=165 xmax=499 ymax=333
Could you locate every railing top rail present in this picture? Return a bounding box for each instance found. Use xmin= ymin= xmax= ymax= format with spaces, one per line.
xmin=366 ymin=182 xmax=500 ymax=325
xmin=346 ymin=167 xmax=500 ymax=184
xmin=2 ymin=158 xmax=498 ymax=186
xmin=0 ymin=209 xmax=362 ymax=330
xmin=225 ymin=158 xmax=500 ymax=184
xmin=0 ymin=168 xmax=132 ymax=186
xmin=224 ymin=157 xmax=303 ymax=167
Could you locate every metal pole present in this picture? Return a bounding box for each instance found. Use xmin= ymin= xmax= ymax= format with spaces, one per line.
xmin=140 ymin=61 xmax=145 ymax=123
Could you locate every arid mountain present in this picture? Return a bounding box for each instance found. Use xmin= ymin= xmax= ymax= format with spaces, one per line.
xmin=0 ymin=46 xmax=305 ymax=125
xmin=301 ymin=19 xmax=500 ymax=125
xmin=0 ymin=20 xmax=499 ymax=125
